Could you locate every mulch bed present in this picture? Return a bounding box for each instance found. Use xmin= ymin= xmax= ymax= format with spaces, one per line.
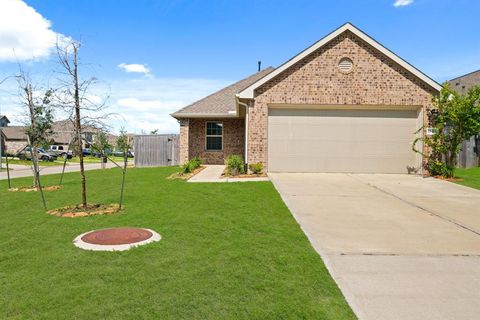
xmin=81 ymin=228 xmax=153 ymax=245
xmin=221 ymin=172 xmax=268 ymax=179
xmin=167 ymin=166 xmax=206 ymax=180
xmin=8 ymin=185 xmax=63 ymax=192
xmin=47 ymin=203 xmax=121 ymax=218
xmin=433 ymin=176 xmax=464 ymax=182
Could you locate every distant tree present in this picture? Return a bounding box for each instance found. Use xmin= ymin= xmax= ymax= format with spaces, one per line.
xmin=116 ymin=129 xmax=132 ymax=154
xmin=16 ymin=69 xmax=54 ymax=188
xmin=91 ymin=131 xmax=111 ymax=169
xmin=150 ymin=129 xmax=159 ymax=135
xmin=116 ymin=129 xmax=132 ymax=209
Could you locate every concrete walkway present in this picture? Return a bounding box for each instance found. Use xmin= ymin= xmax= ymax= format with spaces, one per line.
xmin=0 ymin=162 xmax=122 ymax=180
xmin=270 ymin=173 xmax=480 ymax=320
xmin=188 ymin=165 xmax=269 ymax=182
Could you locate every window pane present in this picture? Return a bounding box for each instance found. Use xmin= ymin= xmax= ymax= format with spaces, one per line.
xmin=206 ymin=136 xmax=222 ymax=150
xmin=207 ymin=122 xmax=222 ymax=136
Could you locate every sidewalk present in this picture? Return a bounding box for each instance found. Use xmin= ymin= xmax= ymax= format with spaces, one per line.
xmin=0 ymin=161 xmax=123 ymax=180
xmin=188 ymin=165 xmax=269 ymax=183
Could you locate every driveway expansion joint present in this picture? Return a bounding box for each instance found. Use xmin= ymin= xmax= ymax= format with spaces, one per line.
xmin=348 ymin=174 xmax=480 ymax=237
xmin=335 ymin=252 xmax=480 ymax=257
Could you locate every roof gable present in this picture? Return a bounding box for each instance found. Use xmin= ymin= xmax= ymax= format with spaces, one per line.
xmin=237 ymin=23 xmax=441 ymax=99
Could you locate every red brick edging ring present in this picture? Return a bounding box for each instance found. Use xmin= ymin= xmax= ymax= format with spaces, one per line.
xmin=73 ymin=227 xmax=161 ymax=251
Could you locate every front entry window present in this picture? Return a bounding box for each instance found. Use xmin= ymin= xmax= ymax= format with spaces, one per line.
xmin=206 ymin=122 xmax=223 ymax=151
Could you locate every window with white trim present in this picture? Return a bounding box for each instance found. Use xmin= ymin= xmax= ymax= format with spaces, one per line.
xmin=206 ymin=122 xmax=223 ymax=151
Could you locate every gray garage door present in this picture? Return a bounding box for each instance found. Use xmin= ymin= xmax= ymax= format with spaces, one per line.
xmin=268 ymin=108 xmax=419 ymax=173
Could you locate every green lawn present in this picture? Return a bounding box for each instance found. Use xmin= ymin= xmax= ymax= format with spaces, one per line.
xmin=0 ymin=167 xmax=354 ymax=320
xmin=455 ymin=167 xmax=480 ymax=190
xmin=68 ymin=156 xmax=127 ymax=163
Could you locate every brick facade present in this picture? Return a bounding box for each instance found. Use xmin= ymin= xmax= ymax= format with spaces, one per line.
xmin=247 ymin=30 xmax=436 ymax=170
xmin=179 ymin=119 xmax=189 ymax=165
xmin=180 ymin=118 xmax=245 ymax=165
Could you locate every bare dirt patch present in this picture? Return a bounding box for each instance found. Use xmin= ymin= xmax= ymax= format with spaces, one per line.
xmin=167 ymin=166 xmax=206 ymax=180
xmin=48 ymin=203 xmax=121 ymax=218
xmin=9 ymin=185 xmax=63 ymax=192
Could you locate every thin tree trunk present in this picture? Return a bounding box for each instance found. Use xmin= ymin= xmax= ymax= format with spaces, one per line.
xmin=73 ymin=45 xmax=87 ymax=209
xmin=26 ymin=84 xmax=39 ymax=188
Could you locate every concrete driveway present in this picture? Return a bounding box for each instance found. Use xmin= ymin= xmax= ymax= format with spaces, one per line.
xmin=270 ymin=173 xmax=480 ymax=320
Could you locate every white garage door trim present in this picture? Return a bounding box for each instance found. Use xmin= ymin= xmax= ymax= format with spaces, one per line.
xmin=267 ymin=106 xmax=423 ymax=174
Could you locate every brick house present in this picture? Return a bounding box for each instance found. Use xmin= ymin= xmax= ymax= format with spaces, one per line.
xmin=172 ymin=23 xmax=441 ymax=174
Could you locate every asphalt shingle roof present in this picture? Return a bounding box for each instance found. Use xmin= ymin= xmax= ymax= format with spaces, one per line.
xmin=171 ymin=67 xmax=274 ymax=118
xmin=2 ymin=126 xmax=26 ymax=140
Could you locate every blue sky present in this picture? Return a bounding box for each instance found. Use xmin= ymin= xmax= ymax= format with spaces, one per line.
xmin=0 ymin=0 xmax=479 ymax=133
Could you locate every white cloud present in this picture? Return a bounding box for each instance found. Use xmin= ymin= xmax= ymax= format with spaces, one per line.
xmin=118 ymin=63 xmax=151 ymax=75
xmin=117 ymin=98 xmax=163 ymax=111
xmin=0 ymin=0 xmax=69 ymax=61
xmin=0 ymin=71 xmax=232 ymax=135
xmin=393 ymin=0 xmax=414 ymax=7
xmin=109 ymin=77 xmax=230 ymax=134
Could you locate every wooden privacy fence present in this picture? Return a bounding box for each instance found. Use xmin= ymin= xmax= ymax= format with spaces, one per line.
xmin=458 ymin=136 xmax=480 ymax=168
xmin=134 ymin=134 xmax=179 ymax=167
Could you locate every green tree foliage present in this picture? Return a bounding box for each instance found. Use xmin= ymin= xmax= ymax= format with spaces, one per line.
xmin=416 ymin=84 xmax=480 ymax=177
xmin=24 ymin=89 xmax=55 ymax=149
xmin=91 ymin=131 xmax=112 ymax=156
xmin=116 ymin=129 xmax=132 ymax=153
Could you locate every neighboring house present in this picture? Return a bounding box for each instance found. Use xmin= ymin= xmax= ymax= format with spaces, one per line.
xmin=449 ymin=69 xmax=480 ymax=95
xmin=448 ymin=70 xmax=480 ymax=168
xmin=1 ymin=126 xmax=27 ymax=155
xmin=1 ymin=119 xmax=100 ymax=154
xmin=172 ymin=23 xmax=441 ymax=174
xmin=0 ymin=115 xmax=10 ymax=156
xmin=0 ymin=115 xmax=9 ymax=128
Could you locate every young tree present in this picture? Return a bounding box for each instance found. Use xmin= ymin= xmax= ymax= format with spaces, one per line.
xmin=91 ymin=131 xmax=111 ymax=169
xmin=116 ymin=129 xmax=132 ymax=209
xmin=55 ymin=40 xmax=109 ymax=208
xmin=416 ymin=83 xmax=480 ymax=177
xmin=16 ymin=70 xmax=54 ymax=188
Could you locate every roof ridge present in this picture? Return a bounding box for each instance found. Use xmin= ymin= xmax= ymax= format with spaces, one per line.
xmin=449 ymin=69 xmax=480 ymax=82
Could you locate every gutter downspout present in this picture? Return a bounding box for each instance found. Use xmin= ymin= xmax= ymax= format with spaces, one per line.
xmin=236 ymin=95 xmax=249 ymax=171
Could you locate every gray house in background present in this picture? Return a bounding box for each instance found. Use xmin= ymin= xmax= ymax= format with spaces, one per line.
xmin=0 ymin=115 xmax=10 ymax=156
xmin=448 ymin=69 xmax=480 ymax=168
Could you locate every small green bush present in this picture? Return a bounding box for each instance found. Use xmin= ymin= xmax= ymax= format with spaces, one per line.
xmin=248 ymin=162 xmax=263 ymax=174
xmin=225 ymin=155 xmax=245 ymax=176
xmin=426 ymin=159 xmax=451 ymax=177
xmin=182 ymin=156 xmax=202 ymax=174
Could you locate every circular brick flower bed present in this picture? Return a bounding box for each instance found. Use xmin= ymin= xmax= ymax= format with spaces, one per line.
xmin=73 ymin=227 xmax=161 ymax=251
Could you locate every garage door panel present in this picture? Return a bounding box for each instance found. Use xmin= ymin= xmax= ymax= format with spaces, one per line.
xmin=268 ymin=108 xmax=419 ymax=173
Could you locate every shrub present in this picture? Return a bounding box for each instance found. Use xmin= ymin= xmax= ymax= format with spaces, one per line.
xmin=248 ymin=162 xmax=263 ymax=174
xmin=182 ymin=156 xmax=202 ymax=174
xmin=225 ymin=155 xmax=245 ymax=176
xmin=426 ymin=159 xmax=451 ymax=177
